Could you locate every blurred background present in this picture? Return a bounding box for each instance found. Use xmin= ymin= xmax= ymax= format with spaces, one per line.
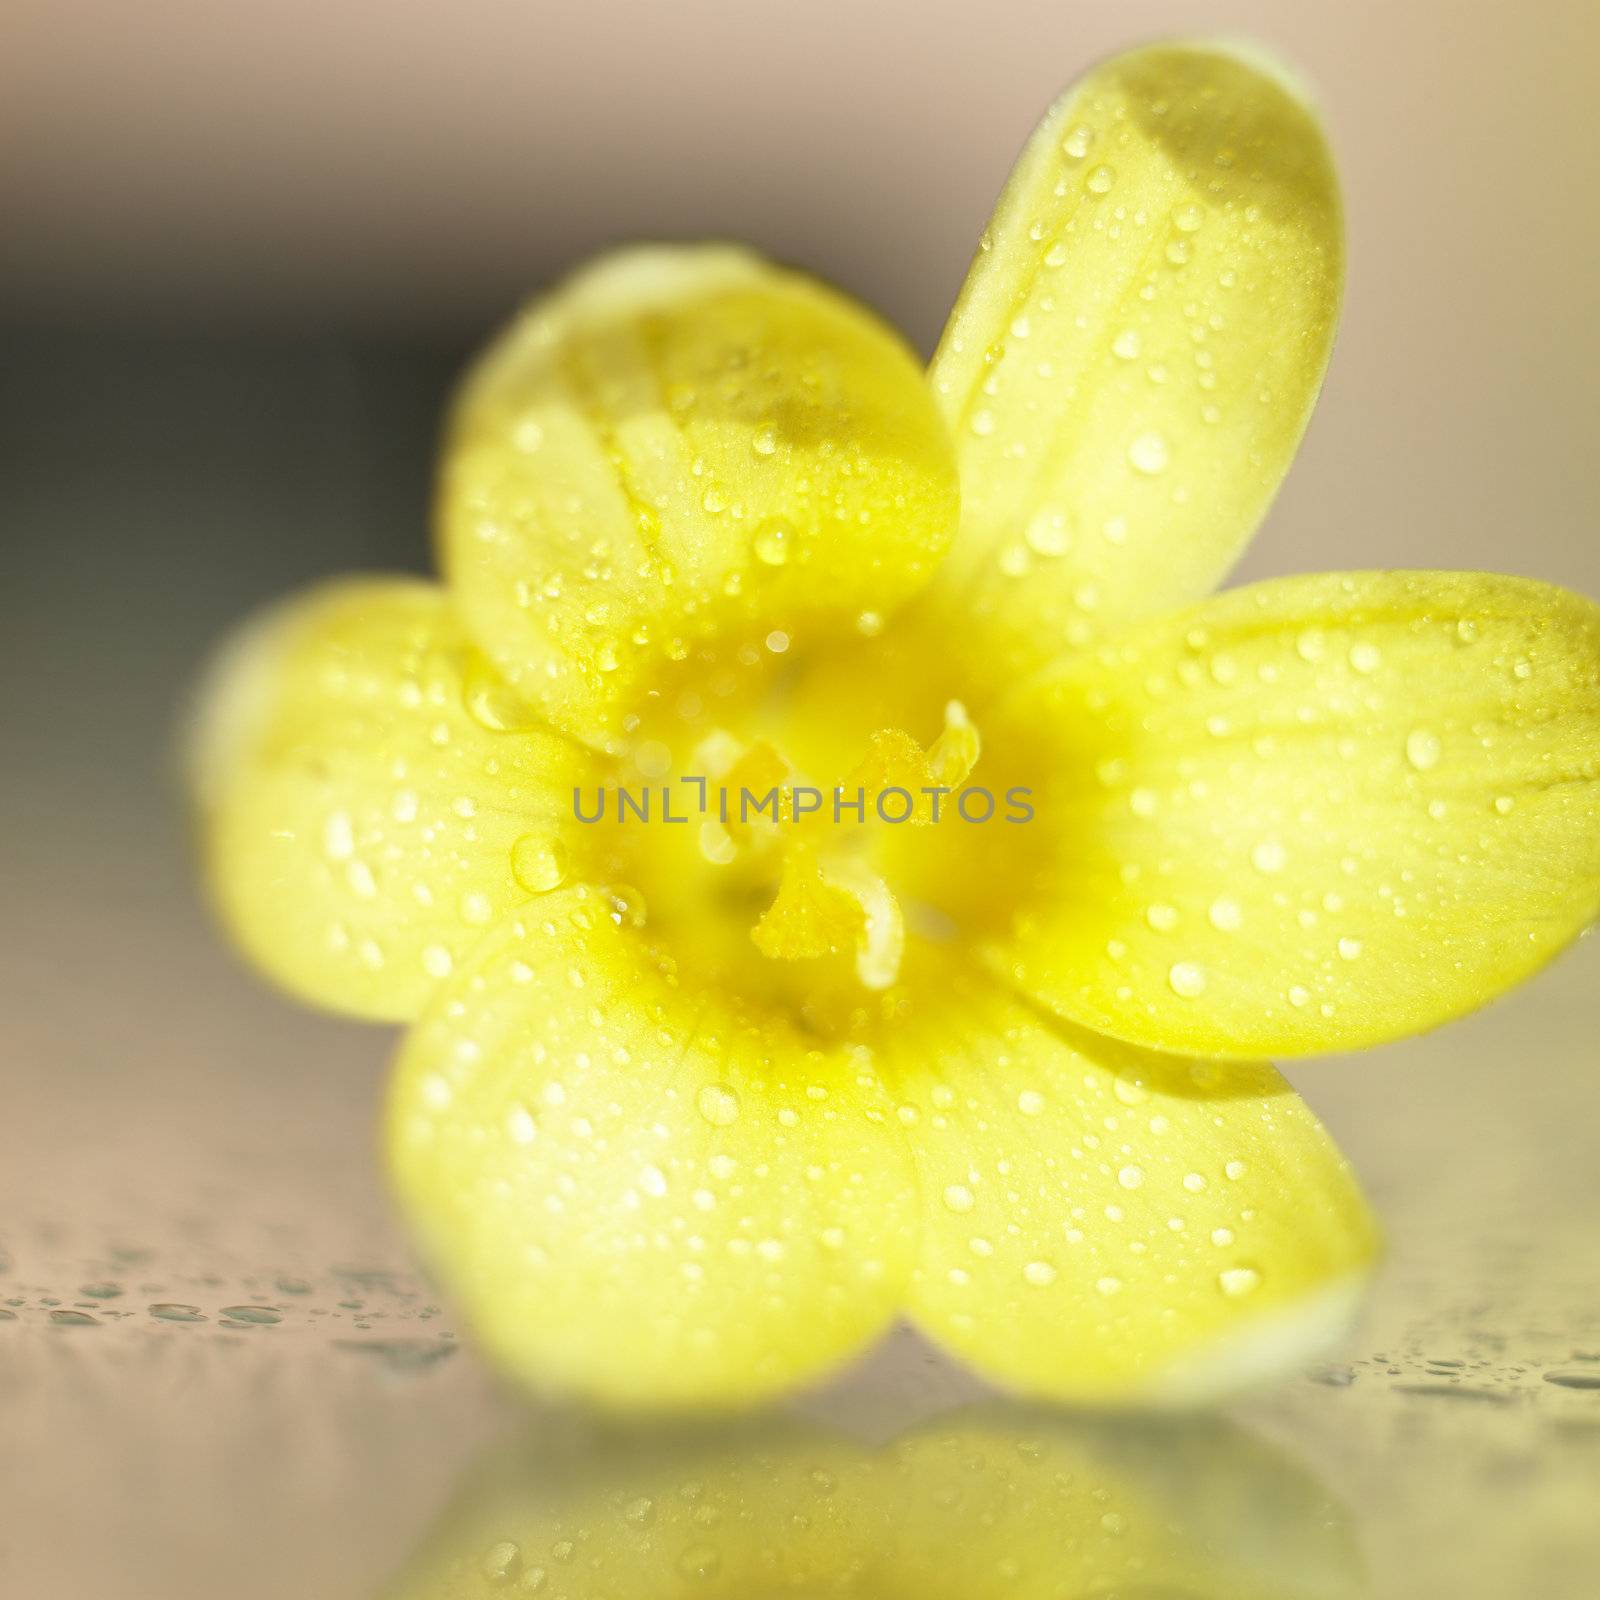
xmin=3 ymin=1 xmax=1598 ymax=1595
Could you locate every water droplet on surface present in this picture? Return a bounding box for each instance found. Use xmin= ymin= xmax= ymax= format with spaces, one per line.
xmin=1168 ymin=960 xmax=1206 ymax=998
xmin=1219 ymin=1266 xmax=1261 ymax=1297
xmin=511 ymin=834 xmax=569 ymax=894
xmin=752 ymin=517 xmax=795 ymax=566
xmin=1208 ymin=898 xmax=1242 ymax=931
xmin=696 ymin=1084 xmax=741 ymax=1127
xmin=221 ymin=1305 xmax=282 ymax=1324
xmin=480 ymin=1541 xmax=522 ymax=1584
xmin=1023 ymin=506 xmax=1073 ymax=557
xmin=1086 ymin=164 xmax=1116 ymax=194
xmin=1127 ymin=431 xmax=1169 ymax=475
xmin=943 ymin=1184 xmax=976 ymax=1214
xmin=1251 ymin=840 xmax=1288 ymax=874
xmin=1405 ymin=728 xmax=1442 ymax=771
xmin=1023 ymin=1260 xmax=1058 ymax=1287
xmin=149 ymin=1303 xmax=207 ymax=1323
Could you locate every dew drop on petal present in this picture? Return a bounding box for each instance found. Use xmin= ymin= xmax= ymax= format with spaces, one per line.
xmin=1405 ymin=728 xmax=1442 ymax=771
xmin=696 ymin=1084 xmax=742 ymax=1127
xmin=1127 ymin=431 xmax=1169 ymax=475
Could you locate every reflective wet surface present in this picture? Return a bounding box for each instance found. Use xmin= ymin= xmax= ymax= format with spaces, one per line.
xmin=3 ymin=917 xmax=1599 ymax=1595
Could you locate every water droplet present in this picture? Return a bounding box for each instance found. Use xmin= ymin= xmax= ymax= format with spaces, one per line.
xmin=149 ymin=1303 xmax=207 ymax=1323
xmin=943 ymin=1183 xmax=976 ymax=1214
xmin=1062 ymin=124 xmax=1094 ymax=159
xmin=752 ymin=517 xmax=795 ymax=566
xmin=221 ymin=1304 xmax=282 ymax=1324
xmin=1219 ymin=1266 xmax=1261 ymax=1297
xmin=697 ymin=1084 xmax=741 ymax=1127
xmin=1023 ymin=506 xmax=1072 ymax=557
xmin=1127 ymin=431 xmax=1169 ymax=475
xmin=1086 ymin=164 xmax=1116 ymax=194
xmin=1251 ymin=839 xmax=1288 ymax=874
xmin=1173 ymin=201 xmax=1205 ymax=232
xmin=1112 ymin=328 xmax=1142 ymax=361
xmin=1168 ymin=960 xmax=1206 ymax=998
xmin=1208 ymin=898 xmax=1242 ymax=931
xmin=1118 ymin=1165 xmax=1145 ymax=1190
xmin=1145 ymin=902 xmax=1178 ymax=932
xmin=511 ymin=834 xmax=569 ymax=894
xmin=1405 ymin=728 xmax=1441 ymax=771
xmin=751 ymin=426 xmax=778 ymax=457
xmin=1337 ymin=936 xmax=1363 ymax=960
xmin=605 ymin=884 xmax=648 ymax=928
xmin=481 ymin=1541 xmax=522 ymax=1584
xmin=1348 ymin=641 xmax=1382 ymax=674
xmin=1023 ymin=1260 xmax=1058 ymax=1287
xmin=1017 ymin=1089 xmax=1045 ymax=1116
xmin=1096 ymin=1275 xmax=1122 ymax=1296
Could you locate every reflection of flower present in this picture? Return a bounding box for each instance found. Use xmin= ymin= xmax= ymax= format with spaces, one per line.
xmin=193 ymin=41 xmax=1600 ymax=1410
xmin=382 ymin=1407 xmax=1363 ymax=1599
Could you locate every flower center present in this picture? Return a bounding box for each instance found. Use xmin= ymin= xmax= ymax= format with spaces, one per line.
xmin=558 ymin=628 xmax=1002 ymax=1007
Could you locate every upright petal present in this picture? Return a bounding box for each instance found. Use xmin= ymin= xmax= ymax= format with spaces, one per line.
xmin=386 ymin=887 xmax=920 ymax=1410
xmin=877 ymin=950 xmax=1377 ymax=1405
xmin=988 ymin=571 xmax=1600 ymax=1057
xmin=440 ymin=247 xmax=959 ymax=749
xmin=922 ymin=42 xmax=1342 ymax=688
xmin=191 ymin=579 xmax=597 ymax=1021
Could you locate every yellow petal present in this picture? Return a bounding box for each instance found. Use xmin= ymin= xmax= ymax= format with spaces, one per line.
xmin=990 ymin=571 xmax=1600 ymax=1057
xmin=878 ymin=950 xmax=1377 ymax=1404
xmin=385 ymin=886 xmax=919 ymax=1410
xmin=440 ymin=246 xmax=959 ymax=750
xmin=921 ymin=41 xmax=1342 ymax=689
xmin=190 ymin=579 xmax=597 ymax=1021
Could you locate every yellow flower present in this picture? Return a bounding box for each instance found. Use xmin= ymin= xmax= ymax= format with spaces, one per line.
xmin=192 ymin=42 xmax=1600 ymax=1411
xmin=384 ymin=1405 xmax=1363 ymax=1599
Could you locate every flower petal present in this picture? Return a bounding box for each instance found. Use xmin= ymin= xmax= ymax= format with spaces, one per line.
xmin=989 ymin=571 xmax=1600 ymax=1057
xmin=440 ymin=246 xmax=959 ymax=750
xmin=385 ymin=886 xmax=920 ymax=1409
xmin=921 ymin=41 xmax=1341 ymax=688
xmin=190 ymin=578 xmax=597 ymax=1021
xmin=878 ymin=950 xmax=1377 ymax=1405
